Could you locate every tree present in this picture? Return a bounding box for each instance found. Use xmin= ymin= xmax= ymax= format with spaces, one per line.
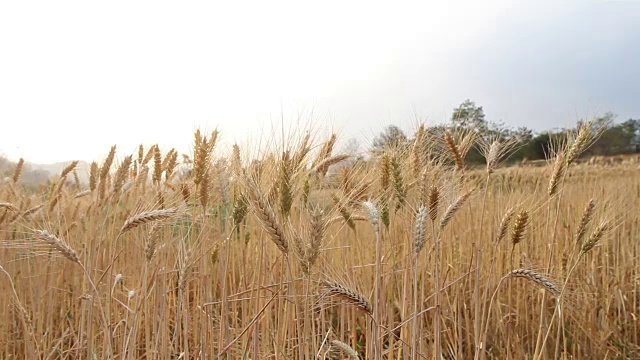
xmin=524 ymin=133 xmax=553 ymax=160
xmin=372 ymin=125 xmax=408 ymax=151
xmin=619 ymin=118 xmax=640 ymax=151
xmin=587 ymin=114 xmax=640 ymax=156
xmin=451 ymin=99 xmax=487 ymax=132
xmin=341 ymin=138 xmax=361 ymax=155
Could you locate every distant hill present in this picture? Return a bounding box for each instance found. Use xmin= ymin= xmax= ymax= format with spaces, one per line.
xmin=30 ymin=160 xmax=90 ymax=183
xmin=0 ymin=155 xmax=90 ymax=185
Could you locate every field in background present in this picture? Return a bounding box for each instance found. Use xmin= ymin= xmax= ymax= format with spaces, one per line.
xmin=0 ymin=124 xmax=639 ymax=359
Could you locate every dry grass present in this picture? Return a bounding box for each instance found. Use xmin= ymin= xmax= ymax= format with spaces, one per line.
xmin=0 ymin=124 xmax=638 ymax=359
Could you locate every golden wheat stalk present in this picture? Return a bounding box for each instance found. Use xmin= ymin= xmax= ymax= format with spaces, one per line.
xmin=330 ymin=339 xmax=360 ymax=359
xmin=194 ymin=136 xmax=210 ymax=186
xmin=33 ymin=230 xmax=81 ymax=264
xmin=486 ymin=140 xmax=501 ymax=174
xmin=246 ymin=181 xmax=289 ymax=254
xmin=145 ymin=223 xmax=160 ymax=261
xmin=574 ymin=199 xmax=595 ymax=246
xmin=72 ymin=170 xmax=81 ymax=190
xmin=0 ymin=265 xmax=37 ymax=354
xmin=120 ymin=208 xmax=179 ymax=235
xmin=137 ymin=144 xmax=144 ymax=164
xmin=314 ymin=133 xmax=337 ymax=168
xmin=0 ymin=202 xmax=18 ymax=212
xmin=379 ymin=152 xmax=391 ymax=192
xmin=390 ymin=155 xmax=406 ymax=207
xmin=320 ymin=281 xmax=372 ymax=315
xmin=135 ymin=166 xmax=149 ymax=190
xmin=511 ymin=210 xmax=529 ymax=245
xmin=178 ymin=248 xmax=194 ymax=292
xmin=153 ymin=145 xmax=163 ymax=183
xmin=314 ymin=154 xmax=350 ymax=176
xmin=291 ymin=132 xmax=311 ymax=170
xmin=327 ymin=214 xmax=367 ymax=226
xmin=12 ymin=158 xmax=24 ymax=184
xmin=89 ymin=161 xmax=98 ymax=191
xmin=231 ymin=144 xmax=243 ymax=177
xmin=164 ymin=150 xmax=179 ymax=180
xmin=566 ymin=123 xmax=592 ymax=165
xmin=418 ymin=167 xmax=430 ymax=205
xmin=428 ymin=185 xmax=440 ymax=221
xmin=306 ymin=207 xmax=326 ymax=271
xmin=142 ymin=144 xmax=156 ymax=166
xmin=100 ymin=145 xmax=117 ymax=180
xmin=74 ymin=190 xmax=92 ymax=199
xmin=506 ymin=269 xmax=560 ymax=297
xmin=278 ymin=151 xmax=294 ymax=216
xmin=440 ymin=189 xmax=473 ymax=229
xmin=98 ymin=145 xmax=117 ymax=199
xmin=22 ymin=204 xmax=44 ymax=218
xmin=59 ymin=160 xmax=79 ymax=180
xmin=414 ymin=206 xmax=429 ymax=255
xmin=444 ymin=131 xmax=464 ymax=170
xmin=160 ymin=148 xmax=174 ymax=171
xmin=548 ymin=152 xmax=565 ymax=196
xmin=290 ymin=229 xmax=307 ymax=266
xmin=495 ymin=207 xmax=515 ymax=244
xmin=580 ymin=221 xmax=609 ymax=255
xmin=113 ymin=155 xmax=133 ymax=194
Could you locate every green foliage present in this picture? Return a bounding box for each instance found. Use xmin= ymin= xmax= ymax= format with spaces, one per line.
xmin=585 ymin=114 xmax=640 ymax=156
xmin=451 ymin=99 xmax=487 ymax=131
xmin=372 ymin=100 xmax=640 ymax=164
xmin=372 ymin=125 xmax=409 ymax=151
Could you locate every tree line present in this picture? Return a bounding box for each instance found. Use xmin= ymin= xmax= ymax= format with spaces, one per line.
xmin=373 ymin=99 xmax=640 ymax=164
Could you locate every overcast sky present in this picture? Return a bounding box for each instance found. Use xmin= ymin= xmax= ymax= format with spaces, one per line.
xmin=1 ymin=0 xmax=638 ymax=163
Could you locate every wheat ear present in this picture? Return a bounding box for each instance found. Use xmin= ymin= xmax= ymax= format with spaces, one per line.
xmin=0 ymin=202 xmax=18 ymax=212
xmin=506 ymin=269 xmax=560 ymax=297
xmin=548 ymin=152 xmax=565 ymax=197
xmin=75 ymin=190 xmax=92 ymax=198
xmin=120 ymin=208 xmax=178 ymax=235
xmin=113 ymin=155 xmax=133 ymax=194
xmin=440 ymin=189 xmax=473 ymax=229
xmin=320 ymin=281 xmax=373 ymax=315
xmin=305 ymin=207 xmax=326 ymax=271
xmin=445 ymin=131 xmax=464 ymax=170
xmin=362 ymin=201 xmax=380 ymax=227
xmin=89 ymin=161 xmax=98 ymax=191
xmin=486 ymin=140 xmax=501 ymax=174
xmin=246 ymin=181 xmax=289 ymax=254
xmin=33 ymin=230 xmax=81 ymax=264
xmin=495 ymin=207 xmax=515 ymax=244
xmin=330 ymin=339 xmax=360 ymax=359
xmin=428 ymin=185 xmax=440 ymax=221
xmin=413 ymin=206 xmax=429 ymax=255
xmin=314 ymin=154 xmax=350 ymax=176
xmin=511 ymin=210 xmax=529 ymax=245
xmin=566 ymin=123 xmax=592 ymax=165
xmin=59 ymin=160 xmax=79 ymax=180
xmin=574 ymin=199 xmax=595 ymax=246
xmin=580 ymin=221 xmax=609 ymax=255
xmin=12 ymin=158 xmax=25 ymax=184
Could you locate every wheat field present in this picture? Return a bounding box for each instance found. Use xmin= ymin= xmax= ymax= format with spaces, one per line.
xmin=0 ymin=124 xmax=638 ymax=359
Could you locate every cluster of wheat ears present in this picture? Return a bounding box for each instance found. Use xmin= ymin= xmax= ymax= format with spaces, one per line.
xmin=0 ymin=123 xmax=638 ymax=359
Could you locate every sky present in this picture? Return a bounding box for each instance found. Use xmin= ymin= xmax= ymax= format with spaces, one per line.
xmin=1 ymin=0 xmax=638 ymax=163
